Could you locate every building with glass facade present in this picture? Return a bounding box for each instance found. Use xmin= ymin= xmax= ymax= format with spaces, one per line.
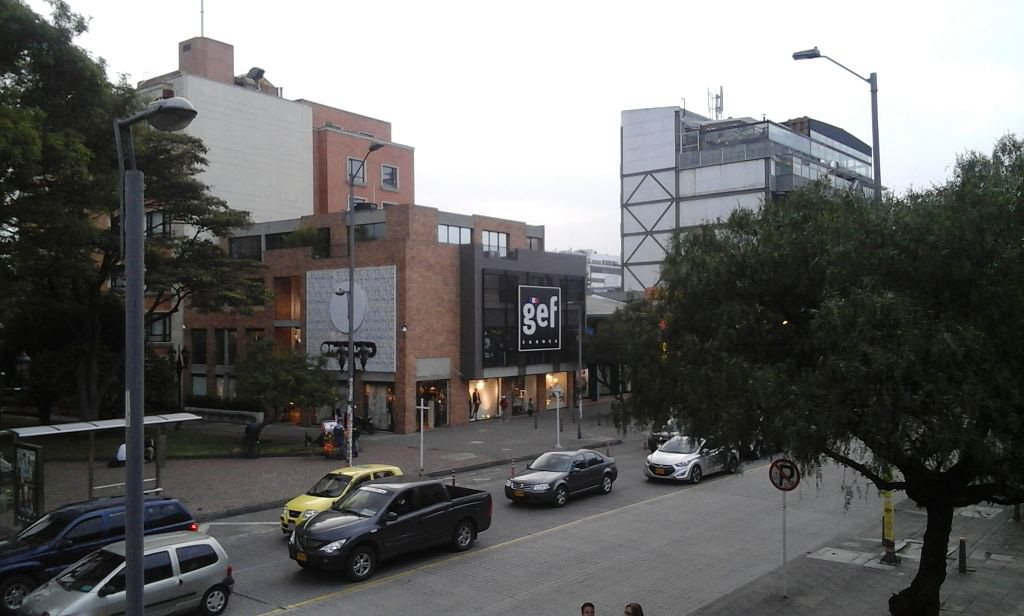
xmin=621 ymin=106 xmax=876 ymax=292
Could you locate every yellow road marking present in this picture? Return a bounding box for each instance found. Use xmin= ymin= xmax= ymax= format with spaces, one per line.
xmin=255 ymin=461 xmax=772 ymax=615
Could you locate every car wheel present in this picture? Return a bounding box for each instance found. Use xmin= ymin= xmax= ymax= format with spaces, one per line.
xmin=726 ymin=456 xmax=739 ymax=474
xmin=345 ymin=545 xmax=376 ymax=582
xmin=451 ymin=519 xmax=476 ymax=551
xmin=600 ymin=474 xmax=614 ymax=494
xmin=553 ymin=485 xmax=569 ymax=507
xmin=690 ymin=465 xmax=703 ymax=484
xmin=199 ymin=584 xmax=230 ymax=616
xmin=1 ymin=575 xmax=35 ymax=613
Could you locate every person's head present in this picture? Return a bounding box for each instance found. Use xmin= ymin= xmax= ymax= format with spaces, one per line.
xmin=624 ymin=603 xmax=644 ymax=616
xmin=581 ymin=602 xmax=595 ymax=616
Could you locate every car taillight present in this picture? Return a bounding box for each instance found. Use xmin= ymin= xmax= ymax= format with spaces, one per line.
xmin=188 ymin=522 xmax=198 ymax=531
xmin=226 ymin=565 xmax=232 ymax=578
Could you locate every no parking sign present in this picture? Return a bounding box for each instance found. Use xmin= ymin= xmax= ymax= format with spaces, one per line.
xmin=769 ymin=459 xmax=800 ymax=491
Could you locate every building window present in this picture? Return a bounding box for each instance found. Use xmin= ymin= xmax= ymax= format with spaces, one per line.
xmin=482 ymin=230 xmax=508 ymax=257
xmin=190 ymin=329 xmax=207 ymax=365
xmin=190 ymin=373 xmax=207 ymax=396
xmin=146 ymin=211 xmax=170 ymax=237
xmin=381 ymin=165 xmax=399 ymax=190
xmin=146 ymin=313 xmax=171 ymax=343
xmin=438 ymin=224 xmax=471 ymax=245
xmin=527 ymin=236 xmax=543 ymax=251
xmin=246 ymin=328 xmax=265 ymax=343
xmin=313 ymin=227 xmax=331 ymax=258
xmin=229 ymin=235 xmax=261 ymax=260
xmin=347 ymin=157 xmax=366 ymax=185
xmin=215 ymin=329 xmax=237 ymax=366
xmin=264 ymin=232 xmax=289 ymax=251
xmin=355 ymin=222 xmax=386 ymax=241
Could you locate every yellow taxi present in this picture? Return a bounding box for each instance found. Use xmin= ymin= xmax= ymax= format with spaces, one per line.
xmin=280 ymin=464 xmax=402 ymax=533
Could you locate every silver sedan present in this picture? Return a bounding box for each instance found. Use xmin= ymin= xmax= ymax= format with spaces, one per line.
xmin=644 ymin=436 xmax=739 ymax=483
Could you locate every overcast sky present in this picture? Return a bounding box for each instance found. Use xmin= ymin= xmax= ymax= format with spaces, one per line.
xmin=27 ymin=0 xmax=1024 ymax=255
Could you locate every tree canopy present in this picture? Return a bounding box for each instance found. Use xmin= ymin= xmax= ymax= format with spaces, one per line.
xmin=234 ymin=339 xmax=339 ymax=423
xmin=0 ymin=0 xmax=266 ymax=419
xmin=613 ymin=135 xmax=1024 ymax=616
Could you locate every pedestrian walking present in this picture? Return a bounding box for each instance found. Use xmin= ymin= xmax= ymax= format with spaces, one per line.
xmin=624 ymin=603 xmax=644 ymax=616
xmin=581 ymin=602 xmax=595 ymax=616
xmin=527 ymin=398 xmax=535 ymax=417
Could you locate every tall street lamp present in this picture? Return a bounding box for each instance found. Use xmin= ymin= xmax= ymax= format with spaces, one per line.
xmin=114 ymin=95 xmax=197 ymax=616
xmin=792 ymin=46 xmax=882 ymax=201
xmin=173 ymin=346 xmax=191 ymax=413
xmin=345 ymin=142 xmax=384 ymax=465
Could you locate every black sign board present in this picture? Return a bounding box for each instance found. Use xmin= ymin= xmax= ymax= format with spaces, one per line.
xmin=518 ymin=285 xmax=562 ymax=351
xmin=14 ymin=442 xmax=44 ymax=526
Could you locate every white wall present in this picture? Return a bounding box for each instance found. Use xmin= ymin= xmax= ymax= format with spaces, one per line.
xmin=159 ymin=74 xmax=314 ymax=222
xmin=621 ymin=108 xmax=677 ymax=175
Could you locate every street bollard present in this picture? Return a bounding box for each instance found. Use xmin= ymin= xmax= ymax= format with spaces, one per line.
xmin=451 ymin=471 xmax=456 ymax=486
xmin=606 ymin=440 xmax=611 ymax=456
xmin=510 ymin=458 xmax=516 ymax=477
xmin=958 ymin=537 xmax=967 ymax=573
xmin=534 ymin=413 xmax=538 ymax=430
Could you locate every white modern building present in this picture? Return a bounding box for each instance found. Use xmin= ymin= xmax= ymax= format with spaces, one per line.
xmin=559 ymin=249 xmax=622 ymax=290
xmin=138 ymin=38 xmax=314 ymax=224
xmin=620 ymin=106 xmax=876 ymax=292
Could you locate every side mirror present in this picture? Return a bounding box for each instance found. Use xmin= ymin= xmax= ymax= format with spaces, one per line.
xmin=385 ymin=511 xmax=398 ymax=523
xmin=99 ymin=585 xmax=114 ymax=597
xmin=570 ymin=468 xmax=581 ymax=474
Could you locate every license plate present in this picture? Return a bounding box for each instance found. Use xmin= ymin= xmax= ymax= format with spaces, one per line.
xmin=296 ymin=552 xmax=307 ymax=562
xmin=655 ymin=469 xmax=666 ymax=475
xmin=514 ymin=490 xmax=525 ymax=497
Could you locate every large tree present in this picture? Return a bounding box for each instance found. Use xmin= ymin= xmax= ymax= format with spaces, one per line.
xmin=615 ymin=136 xmax=1024 ymax=616
xmin=0 ymin=0 xmax=266 ymax=419
xmin=234 ymin=339 xmax=339 ymax=430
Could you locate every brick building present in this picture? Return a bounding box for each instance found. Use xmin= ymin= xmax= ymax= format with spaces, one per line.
xmin=186 ymin=204 xmax=586 ymax=433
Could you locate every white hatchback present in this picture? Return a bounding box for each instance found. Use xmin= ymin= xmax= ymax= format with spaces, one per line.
xmin=644 ymin=436 xmax=739 ymax=483
xmin=19 ymin=531 xmax=233 ymax=616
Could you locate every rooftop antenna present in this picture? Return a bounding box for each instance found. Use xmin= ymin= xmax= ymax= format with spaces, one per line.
xmin=200 ymin=0 xmax=205 ymax=37
xmin=707 ymin=86 xmax=724 ymax=120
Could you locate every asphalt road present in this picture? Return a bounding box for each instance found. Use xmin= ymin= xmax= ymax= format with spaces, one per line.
xmin=202 ymin=444 xmax=888 ymax=616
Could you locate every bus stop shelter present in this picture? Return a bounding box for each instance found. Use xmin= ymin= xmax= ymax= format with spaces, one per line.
xmin=2 ymin=413 xmax=201 ymax=522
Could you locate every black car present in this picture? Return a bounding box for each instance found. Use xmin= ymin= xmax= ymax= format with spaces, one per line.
xmin=505 ymin=449 xmax=618 ymax=507
xmin=0 ymin=495 xmax=196 ymax=614
xmin=289 ymin=479 xmax=492 ymax=582
xmin=646 ymin=419 xmax=681 ymax=452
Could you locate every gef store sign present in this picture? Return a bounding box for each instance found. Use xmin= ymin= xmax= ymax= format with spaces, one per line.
xmin=519 ymin=285 xmax=561 ymax=351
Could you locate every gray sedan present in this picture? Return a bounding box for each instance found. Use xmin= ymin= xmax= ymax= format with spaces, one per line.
xmin=644 ymin=436 xmax=739 ymax=483
xmin=505 ymin=449 xmax=618 ymax=507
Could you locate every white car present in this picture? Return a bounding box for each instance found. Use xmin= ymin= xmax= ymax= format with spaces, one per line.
xmin=644 ymin=436 xmax=739 ymax=483
xmin=18 ymin=531 xmax=232 ymax=616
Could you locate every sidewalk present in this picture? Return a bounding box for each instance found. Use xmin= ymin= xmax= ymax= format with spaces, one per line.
xmin=693 ymin=500 xmax=1024 ymax=616
xmin=32 ymin=399 xmax=630 ymax=522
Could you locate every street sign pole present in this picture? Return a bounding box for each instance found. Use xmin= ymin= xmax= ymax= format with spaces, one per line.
xmin=769 ymin=458 xmax=800 ymax=600
xmin=417 ymin=398 xmax=429 ymax=474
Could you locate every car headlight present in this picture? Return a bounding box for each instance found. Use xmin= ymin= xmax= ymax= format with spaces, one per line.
xmin=674 ymin=460 xmax=692 ymax=468
xmin=320 ymin=538 xmax=348 ymax=554
xmin=289 ymin=529 xmax=296 ymax=545
xmin=646 ymin=455 xmax=652 ymax=463
xmin=505 ymin=479 xmax=512 ymax=487
xmin=303 ymin=509 xmax=318 ymax=519
xmin=282 ymin=506 xmax=290 ymax=516
xmin=531 ymin=484 xmax=551 ymax=492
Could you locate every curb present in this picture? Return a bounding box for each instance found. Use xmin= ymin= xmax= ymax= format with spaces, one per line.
xmin=193 ymin=438 xmax=625 ymax=522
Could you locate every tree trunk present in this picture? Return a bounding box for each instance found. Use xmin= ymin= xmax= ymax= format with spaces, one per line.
xmin=888 ymin=502 xmax=954 ymax=616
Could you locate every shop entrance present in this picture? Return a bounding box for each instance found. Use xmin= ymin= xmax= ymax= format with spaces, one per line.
xmin=415 ymin=380 xmax=449 ymax=429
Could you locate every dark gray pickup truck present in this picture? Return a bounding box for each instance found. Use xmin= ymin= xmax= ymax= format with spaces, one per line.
xmin=288 ymin=479 xmax=492 ymax=581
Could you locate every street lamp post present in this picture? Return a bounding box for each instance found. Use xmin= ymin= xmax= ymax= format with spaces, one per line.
xmin=173 ymin=346 xmax=191 ymax=413
xmin=566 ymin=300 xmax=585 ymax=440
xmin=114 ymin=96 xmax=197 ymax=616
xmin=345 ymin=143 xmax=384 ymax=465
xmin=792 ymin=46 xmax=882 ymax=201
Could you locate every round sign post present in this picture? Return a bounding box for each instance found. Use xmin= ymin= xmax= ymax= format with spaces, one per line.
xmin=769 ymin=459 xmax=801 ymax=599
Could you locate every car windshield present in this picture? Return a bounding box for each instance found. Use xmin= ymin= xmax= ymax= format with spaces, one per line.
xmin=55 ymin=550 xmax=124 ymax=593
xmin=307 ymin=473 xmax=351 ymax=498
xmin=659 ymin=436 xmax=701 ymax=454
xmin=330 ymin=486 xmax=391 ymax=517
xmin=528 ymin=452 xmax=573 ymax=472
xmin=17 ymin=511 xmax=75 ymax=545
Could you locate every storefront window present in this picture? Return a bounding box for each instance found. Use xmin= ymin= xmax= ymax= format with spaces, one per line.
xmin=415 ymin=380 xmax=449 ymax=428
